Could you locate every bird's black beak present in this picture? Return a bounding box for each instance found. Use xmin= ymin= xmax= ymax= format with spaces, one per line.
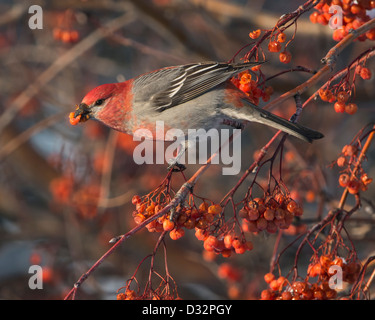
xmin=74 ymin=103 xmax=91 ymax=121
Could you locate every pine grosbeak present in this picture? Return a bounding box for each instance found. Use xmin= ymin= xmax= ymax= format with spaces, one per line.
xmin=72 ymin=61 xmax=323 ymax=166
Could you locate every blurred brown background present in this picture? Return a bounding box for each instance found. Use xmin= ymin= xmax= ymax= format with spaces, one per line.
xmin=0 ymin=0 xmax=374 ymax=300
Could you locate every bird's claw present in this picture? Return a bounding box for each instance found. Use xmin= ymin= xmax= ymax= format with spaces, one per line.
xmin=167 ymin=159 xmax=186 ymax=172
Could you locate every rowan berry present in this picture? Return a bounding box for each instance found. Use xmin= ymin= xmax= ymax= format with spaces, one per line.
xmin=69 ymin=112 xmax=81 ymax=125
xmin=249 ymin=29 xmax=261 ymax=39
xmin=339 ymin=173 xmax=350 ymax=187
xmin=309 ymin=11 xmax=319 ymax=23
xmin=263 ymin=208 xmax=275 ymax=221
xmin=163 ymin=219 xmax=175 ymax=231
xmin=277 ymin=32 xmax=286 ymax=43
xmin=247 ymin=208 xmax=259 ymax=221
xmin=334 ymin=102 xmax=346 ymax=113
xmin=279 ymin=51 xmax=292 ymax=64
xmin=319 ymin=88 xmax=333 ymax=102
xmin=337 ymin=156 xmax=347 ymax=167
xmin=281 ymin=291 xmax=292 ymax=300
xmin=264 ymin=273 xmax=275 ymax=284
xmin=360 ymin=67 xmax=372 ymax=79
xmin=169 ymin=228 xmax=185 ymax=240
xmin=224 ymin=234 xmax=234 ymax=249
xmin=336 ymin=91 xmax=350 ymax=104
xmin=348 ymin=179 xmax=361 ymax=194
xmin=268 ymin=41 xmax=281 ymax=52
xmin=256 ymin=217 xmax=268 ymax=231
xmin=195 ymin=228 xmax=208 ymax=241
xmin=260 ymin=289 xmax=274 ymax=300
xmin=231 ymin=239 xmax=242 ymax=249
xmin=345 ymin=102 xmax=358 ymax=115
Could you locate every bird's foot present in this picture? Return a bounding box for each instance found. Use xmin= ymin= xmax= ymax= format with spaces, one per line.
xmin=167 ymin=159 xmax=186 ymax=172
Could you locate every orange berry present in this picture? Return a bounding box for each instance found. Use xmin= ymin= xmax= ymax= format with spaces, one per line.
xmin=360 ymin=67 xmax=372 ymax=80
xmin=286 ymin=200 xmax=298 ymax=214
xmin=69 ymin=112 xmax=81 ymax=125
xmin=366 ymin=28 xmax=375 ymax=40
xmin=69 ymin=30 xmax=80 ymax=43
xmin=249 ymin=29 xmax=261 ymax=39
xmin=337 ymin=156 xmax=347 ymax=167
xmin=163 ymin=219 xmax=175 ymax=231
xmin=61 ymin=31 xmax=72 ymax=43
xmin=195 ymin=228 xmax=208 ymax=241
xmin=256 ymin=217 xmax=268 ymax=231
xmin=208 ymin=204 xmax=221 ymax=215
xmin=334 ymin=102 xmax=345 ymax=113
xmin=279 ymin=51 xmax=292 ymax=64
xmin=269 ymin=279 xmax=280 ymax=291
xmin=333 ymin=28 xmax=346 ymax=41
xmin=53 ymin=27 xmax=62 ymax=40
xmin=239 ymin=82 xmax=251 ymax=93
xmin=234 ymin=244 xmax=246 ymax=254
xmin=309 ymin=12 xmax=319 ymax=23
xmin=281 ymin=291 xmax=292 ymax=300
xmin=347 ymin=178 xmax=361 ymax=194
xmin=345 ymin=103 xmax=358 ymax=115
xmin=260 ymin=289 xmax=274 ymax=300
xmin=319 ymin=88 xmax=333 ymax=102
xmin=305 ymin=190 xmax=315 ymax=203
xmin=224 ymin=234 xmax=234 ymax=249
xmin=268 ymin=41 xmax=281 ymax=52
xmin=308 ymin=263 xmax=321 ymax=277
xmin=264 ymin=208 xmax=275 ymax=221
xmin=131 ymin=195 xmax=141 ymax=205
xmin=247 ymin=208 xmax=259 ymax=221
xmin=169 ymin=228 xmax=185 ymax=240
xmin=336 ymin=91 xmax=350 ymax=104
xmin=339 ymin=173 xmax=350 ymax=187
xmin=317 ymin=14 xmax=328 ymax=25
xmin=277 ymin=32 xmax=286 ymax=43
xmin=264 ymin=272 xmax=275 ymax=284
xmin=231 ymin=239 xmax=242 ymax=249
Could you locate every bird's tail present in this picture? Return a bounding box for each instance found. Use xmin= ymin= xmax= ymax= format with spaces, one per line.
xmin=222 ymin=99 xmax=324 ymax=143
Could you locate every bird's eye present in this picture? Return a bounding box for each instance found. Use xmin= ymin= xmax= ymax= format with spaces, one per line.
xmin=95 ymin=99 xmax=104 ymax=106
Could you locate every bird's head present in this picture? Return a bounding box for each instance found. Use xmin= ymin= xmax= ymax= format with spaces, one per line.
xmin=72 ymin=83 xmax=118 ymax=123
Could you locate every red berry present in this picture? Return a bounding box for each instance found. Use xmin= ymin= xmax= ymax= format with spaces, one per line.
xmin=336 ymin=90 xmax=350 ymax=104
xmin=345 ymin=103 xmax=358 ymax=115
xmin=360 ymin=67 xmax=372 ymax=80
xmin=249 ymin=29 xmax=261 ymax=39
xmin=334 ymin=102 xmax=345 ymax=113
xmin=163 ymin=219 xmax=175 ymax=231
xmin=337 ymin=156 xmax=347 ymax=167
xmin=339 ymin=174 xmax=350 ymax=187
xmin=348 ymin=179 xmax=360 ymax=194
xmin=279 ymin=51 xmax=292 ymax=64
xmin=277 ymin=32 xmax=286 ymax=43
xmin=264 ymin=273 xmax=275 ymax=284
xmin=268 ymin=41 xmax=281 ymax=52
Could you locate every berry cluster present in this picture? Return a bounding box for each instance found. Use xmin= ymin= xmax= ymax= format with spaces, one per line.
xmin=53 ymin=28 xmax=79 ymax=44
xmin=240 ymin=194 xmax=303 ymax=235
xmin=261 ymin=276 xmax=338 ymax=300
xmin=310 ymin=0 xmax=375 ymax=42
xmin=231 ymin=70 xmax=274 ymax=105
xmin=308 ymin=255 xmax=361 ymax=284
xmin=53 ymin=10 xmax=80 ymax=44
xmin=336 ymin=144 xmax=372 ymax=193
xmin=249 ymin=29 xmax=292 ymax=64
xmin=132 ymin=195 xmax=221 ymax=240
xmin=261 ymin=254 xmax=362 ymax=300
xmin=117 ymin=289 xmax=137 ymax=300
